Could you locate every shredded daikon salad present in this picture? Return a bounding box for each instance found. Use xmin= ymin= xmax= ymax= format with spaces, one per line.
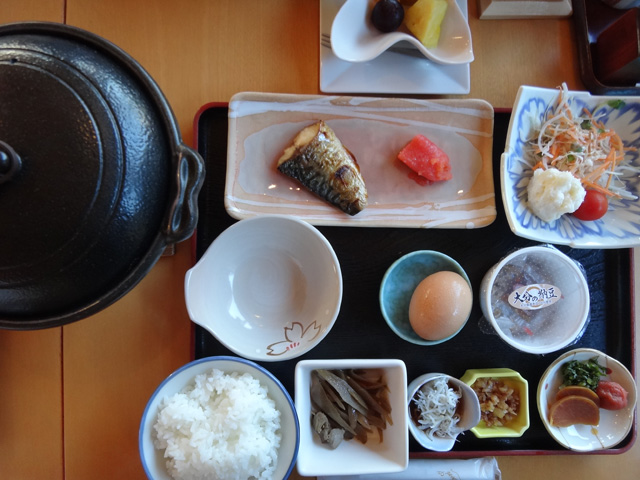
xmin=530 ymin=83 xmax=638 ymax=200
xmin=412 ymin=377 xmax=462 ymax=440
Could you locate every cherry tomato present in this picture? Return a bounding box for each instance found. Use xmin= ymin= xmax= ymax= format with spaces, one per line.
xmin=572 ymin=189 xmax=608 ymax=221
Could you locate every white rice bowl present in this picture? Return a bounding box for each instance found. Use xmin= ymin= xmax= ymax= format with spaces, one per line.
xmin=154 ymin=369 xmax=281 ymax=480
xmin=139 ymin=357 xmax=299 ymax=480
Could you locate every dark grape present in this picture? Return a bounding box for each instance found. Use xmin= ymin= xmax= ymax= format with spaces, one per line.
xmin=371 ymin=0 xmax=404 ymax=33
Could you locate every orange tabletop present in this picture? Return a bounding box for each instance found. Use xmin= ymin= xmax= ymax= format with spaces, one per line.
xmin=0 ymin=1 xmax=637 ymax=479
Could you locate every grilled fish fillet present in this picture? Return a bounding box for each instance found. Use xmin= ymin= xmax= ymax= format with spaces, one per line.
xmin=277 ymin=121 xmax=368 ymax=216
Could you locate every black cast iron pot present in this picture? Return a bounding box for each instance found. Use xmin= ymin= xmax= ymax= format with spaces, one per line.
xmin=0 ymin=22 xmax=205 ymax=329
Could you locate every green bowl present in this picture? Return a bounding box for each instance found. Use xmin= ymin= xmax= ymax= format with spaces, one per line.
xmin=379 ymin=250 xmax=471 ymax=346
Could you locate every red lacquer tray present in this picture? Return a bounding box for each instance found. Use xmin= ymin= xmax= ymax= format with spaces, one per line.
xmin=191 ymin=104 xmax=636 ymax=457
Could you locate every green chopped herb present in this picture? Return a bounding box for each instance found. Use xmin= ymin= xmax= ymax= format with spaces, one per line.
xmin=567 ymin=154 xmax=576 ymax=163
xmin=607 ymin=99 xmax=626 ymax=110
xmin=562 ymin=357 xmax=607 ymax=390
xmin=580 ymin=119 xmax=592 ymax=130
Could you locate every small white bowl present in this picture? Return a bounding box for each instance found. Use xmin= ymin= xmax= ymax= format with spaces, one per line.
xmin=480 ymin=245 xmax=589 ymax=354
xmin=185 ymin=215 xmax=342 ymax=361
xmin=407 ymin=373 xmax=480 ymax=452
xmin=139 ymin=356 xmax=300 ymax=480
xmin=331 ymin=0 xmax=473 ymax=65
xmin=538 ymin=348 xmax=637 ymax=452
xmin=294 ymin=358 xmax=408 ymax=477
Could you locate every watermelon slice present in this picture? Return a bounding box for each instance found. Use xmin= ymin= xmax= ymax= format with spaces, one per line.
xmin=397 ymin=134 xmax=452 ymax=185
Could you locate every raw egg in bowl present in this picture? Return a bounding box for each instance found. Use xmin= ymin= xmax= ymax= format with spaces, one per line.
xmin=379 ymin=250 xmax=472 ymax=345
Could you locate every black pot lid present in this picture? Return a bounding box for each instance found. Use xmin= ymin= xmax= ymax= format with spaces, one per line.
xmin=0 ymin=22 xmax=204 ymax=329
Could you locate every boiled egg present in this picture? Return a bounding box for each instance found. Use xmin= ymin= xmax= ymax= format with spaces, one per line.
xmin=409 ymin=270 xmax=472 ymax=341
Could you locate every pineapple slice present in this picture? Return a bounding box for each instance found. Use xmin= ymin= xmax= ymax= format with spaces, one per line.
xmin=404 ymin=0 xmax=448 ymax=49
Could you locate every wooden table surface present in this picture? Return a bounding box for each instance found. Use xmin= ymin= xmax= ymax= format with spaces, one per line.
xmin=0 ymin=1 xmax=637 ymax=479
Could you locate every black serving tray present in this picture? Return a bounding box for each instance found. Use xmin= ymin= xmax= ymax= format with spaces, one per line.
xmin=193 ymin=104 xmax=636 ymax=457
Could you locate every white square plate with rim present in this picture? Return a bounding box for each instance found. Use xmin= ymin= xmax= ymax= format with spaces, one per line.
xmin=319 ymin=0 xmax=470 ymax=94
xmin=501 ymin=85 xmax=640 ymax=248
xmin=226 ymin=92 xmax=496 ymax=229
xmin=294 ymin=358 xmax=408 ymax=477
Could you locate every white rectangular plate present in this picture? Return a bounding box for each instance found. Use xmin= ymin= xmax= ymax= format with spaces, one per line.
xmin=319 ymin=0 xmax=471 ymax=94
xmin=226 ymin=92 xmax=496 ymax=229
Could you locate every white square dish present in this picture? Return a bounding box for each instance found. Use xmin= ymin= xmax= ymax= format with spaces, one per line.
xmin=319 ymin=0 xmax=470 ymax=94
xmin=294 ymin=358 xmax=408 ymax=477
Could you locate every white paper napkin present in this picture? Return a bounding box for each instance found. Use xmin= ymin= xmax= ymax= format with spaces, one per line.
xmin=319 ymin=457 xmax=501 ymax=480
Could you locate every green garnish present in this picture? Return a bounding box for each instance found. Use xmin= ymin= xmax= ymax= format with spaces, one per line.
xmin=562 ymin=357 xmax=607 ymax=390
xmin=607 ymin=99 xmax=626 ymax=110
xmin=580 ymin=119 xmax=592 ymax=130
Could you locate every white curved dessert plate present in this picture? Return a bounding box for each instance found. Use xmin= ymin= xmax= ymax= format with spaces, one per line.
xmin=331 ymin=0 xmax=473 ymax=65
xmin=319 ymin=0 xmax=470 ymax=95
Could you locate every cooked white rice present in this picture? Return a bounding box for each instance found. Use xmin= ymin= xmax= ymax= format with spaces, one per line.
xmin=153 ymin=368 xmax=281 ymax=480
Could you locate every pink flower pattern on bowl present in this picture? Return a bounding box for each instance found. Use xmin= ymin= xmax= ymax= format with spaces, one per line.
xmin=267 ymin=321 xmax=322 ymax=356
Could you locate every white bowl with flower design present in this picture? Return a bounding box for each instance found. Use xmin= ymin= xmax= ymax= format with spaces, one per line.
xmin=185 ymin=215 xmax=342 ymax=361
xmin=502 ymin=85 xmax=640 ymax=248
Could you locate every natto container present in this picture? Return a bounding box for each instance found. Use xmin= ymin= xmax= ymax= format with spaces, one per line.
xmin=479 ymin=246 xmax=590 ymax=354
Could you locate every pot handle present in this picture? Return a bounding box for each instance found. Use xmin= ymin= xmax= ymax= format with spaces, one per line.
xmin=164 ymin=144 xmax=205 ymax=244
xmin=0 ymin=140 xmax=22 ymax=184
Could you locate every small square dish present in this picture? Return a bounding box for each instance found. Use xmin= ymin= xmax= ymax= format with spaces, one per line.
xmin=501 ymin=85 xmax=640 ymax=248
xmin=226 ymin=92 xmax=496 ymax=229
xmin=294 ymin=359 xmax=408 ymax=477
xmin=460 ymin=368 xmax=530 ymax=438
